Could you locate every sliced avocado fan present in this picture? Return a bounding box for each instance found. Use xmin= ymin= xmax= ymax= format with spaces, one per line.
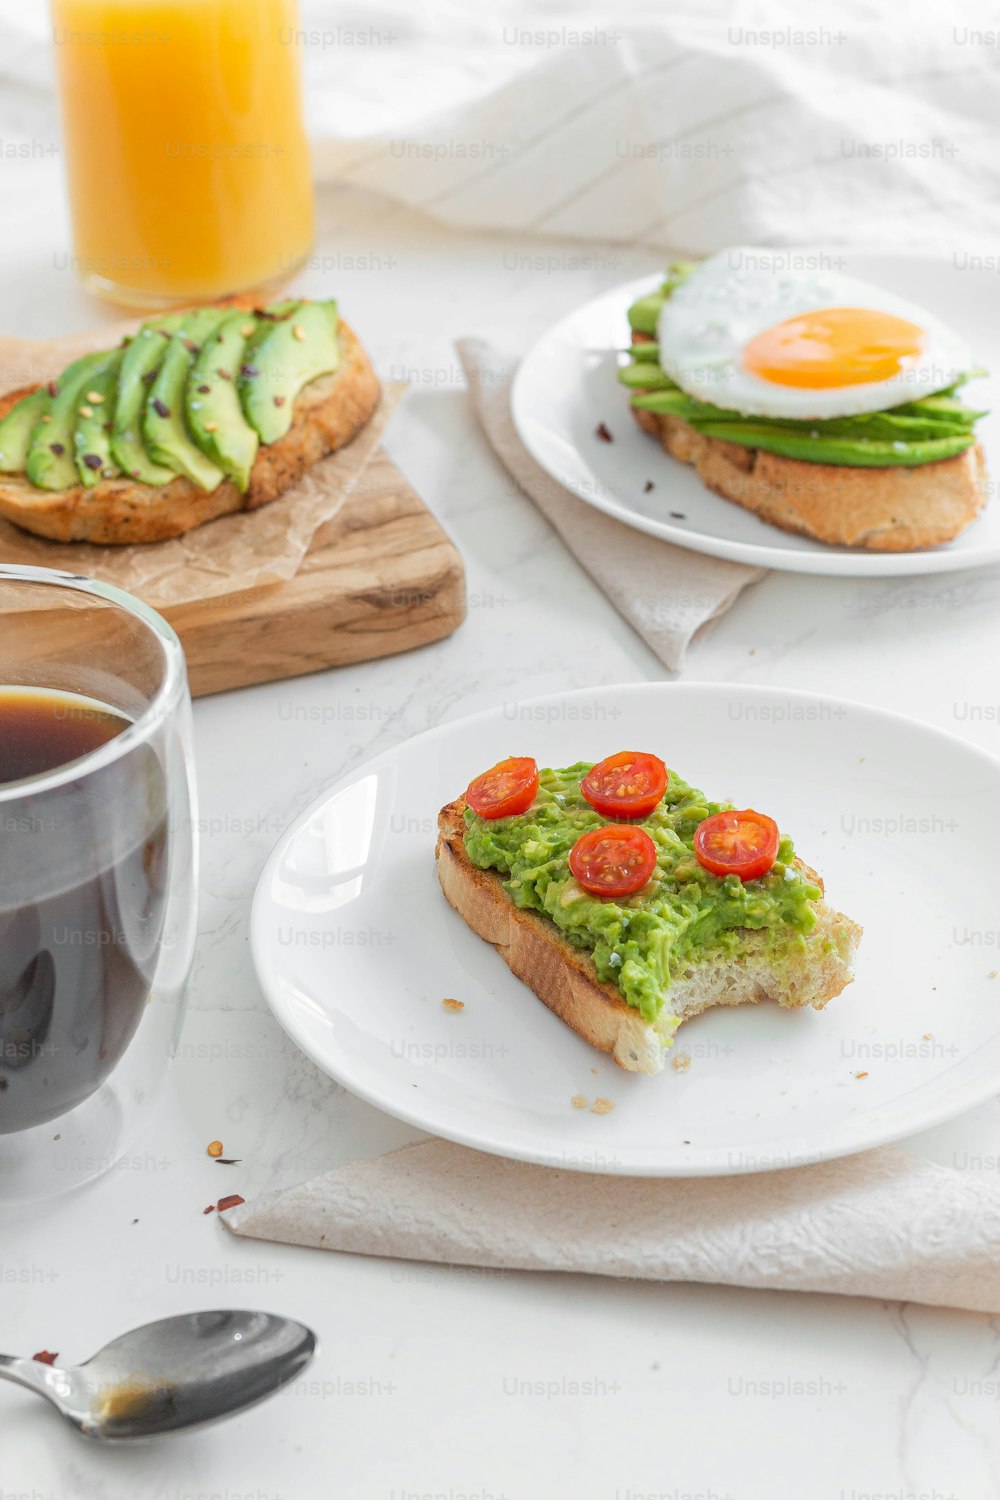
xmin=6 ymin=298 xmax=346 ymax=495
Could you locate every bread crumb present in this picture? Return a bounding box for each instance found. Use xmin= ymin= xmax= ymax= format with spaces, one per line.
xmin=571 ymin=1093 xmax=588 ymax=1110
xmin=854 ymin=1071 xmax=868 ymax=1080
xmin=922 ymin=1032 xmax=934 ymax=1041
xmin=441 ymin=998 xmax=464 ymax=1013
xmin=207 ymin=1139 xmax=223 ymax=1158
xmin=672 ymin=1051 xmax=692 ymax=1074
xmin=590 ymin=1067 xmax=598 ymax=1075
xmin=591 ymin=1097 xmax=615 ymax=1115
xmin=990 ymin=971 xmax=997 ymax=980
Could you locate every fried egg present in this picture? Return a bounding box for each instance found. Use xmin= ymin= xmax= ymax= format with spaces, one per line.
xmin=657 ymin=249 xmax=971 ymax=420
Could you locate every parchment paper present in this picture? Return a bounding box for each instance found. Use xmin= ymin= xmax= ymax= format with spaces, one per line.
xmin=0 ymin=320 xmax=403 ymax=609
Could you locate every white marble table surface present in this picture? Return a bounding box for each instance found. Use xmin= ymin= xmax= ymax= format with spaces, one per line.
xmin=4 ymin=177 xmax=1000 ymax=1500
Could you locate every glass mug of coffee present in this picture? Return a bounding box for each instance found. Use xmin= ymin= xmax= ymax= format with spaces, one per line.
xmin=0 ymin=565 xmax=197 ymax=1202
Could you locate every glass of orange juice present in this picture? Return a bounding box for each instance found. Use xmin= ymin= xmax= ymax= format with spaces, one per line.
xmin=50 ymin=0 xmax=315 ymax=307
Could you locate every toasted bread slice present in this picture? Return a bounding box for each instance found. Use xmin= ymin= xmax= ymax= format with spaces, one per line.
xmin=627 ymin=333 xmax=987 ymax=552
xmin=0 ymin=314 xmax=380 ymax=545
xmin=436 ymin=797 xmax=861 ymax=1075
xmin=633 ymin=406 xmax=987 ymax=552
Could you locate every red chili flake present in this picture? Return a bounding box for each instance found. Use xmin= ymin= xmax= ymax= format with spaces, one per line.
xmin=203 ymin=1204 xmax=215 ymax=1215
xmin=273 ymin=395 xmax=286 ymax=407
xmin=46 ymin=380 xmax=59 ymax=397
xmin=643 ymin=480 xmax=654 ymax=493
xmin=595 ymin=422 xmax=614 ymax=442
xmin=33 ymin=1350 xmax=58 ymax=1365
xmin=83 ymin=453 xmax=102 ymax=470
xmin=182 ymin=339 xmax=200 ymax=354
xmin=239 ymin=364 xmax=258 ymax=379
xmin=152 ymin=398 xmax=170 ymax=418
xmin=216 ymin=1194 xmax=245 ymax=1213
xmin=197 ymin=384 xmax=210 ymax=394
xmin=50 ymin=442 xmax=65 ymax=455
xmin=217 ymin=367 xmax=232 ymax=381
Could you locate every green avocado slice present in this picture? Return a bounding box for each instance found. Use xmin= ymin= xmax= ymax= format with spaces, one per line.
xmin=687 ymin=420 xmax=975 ymax=467
xmin=112 ymin=316 xmax=185 ymax=484
xmin=618 ymin=362 xmax=676 ymax=389
xmin=627 ymin=294 xmax=665 ymax=336
xmin=0 ymin=388 xmax=51 ymax=473
xmin=73 ymin=352 xmax=123 ymax=486
xmin=143 ymin=309 xmax=227 ymax=492
xmin=238 ymin=300 xmax=340 ymax=445
xmin=186 ymin=310 xmax=260 ymax=491
xmin=627 ymin=263 xmax=696 ymax=334
xmin=26 ymin=352 xmax=111 ymax=491
xmin=631 ymin=387 xmax=981 ymax=442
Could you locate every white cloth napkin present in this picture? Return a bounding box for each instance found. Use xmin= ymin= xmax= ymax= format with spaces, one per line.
xmin=225 ymin=1137 xmax=1000 ymax=1314
xmin=3 ymin=5 xmax=998 ymax=258
xmin=298 ymin=4 xmax=1000 ymax=259
xmin=457 ymin=338 xmax=763 ymax=671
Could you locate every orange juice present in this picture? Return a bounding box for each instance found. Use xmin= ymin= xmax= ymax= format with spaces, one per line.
xmin=51 ymin=0 xmax=315 ymax=306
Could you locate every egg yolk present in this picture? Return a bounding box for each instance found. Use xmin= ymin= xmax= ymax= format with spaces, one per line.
xmin=742 ymin=307 xmax=925 ymax=388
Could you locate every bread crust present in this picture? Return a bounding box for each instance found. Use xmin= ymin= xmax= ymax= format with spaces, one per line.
xmin=436 ymin=797 xmax=862 ymax=1075
xmin=0 ymin=313 xmax=380 ymax=545
xmin=628 ymin=335 xmax=987 ymax=551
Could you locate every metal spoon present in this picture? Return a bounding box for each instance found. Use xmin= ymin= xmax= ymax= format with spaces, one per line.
xmin=0 ymin=1309 xmax=316 ymax=1440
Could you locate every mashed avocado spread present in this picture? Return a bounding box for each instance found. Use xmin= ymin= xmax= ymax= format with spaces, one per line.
xmin=622 ymin=263 xmax=987 ymax=468
xmin=464 ymin=763 xmax=821 ymax=1028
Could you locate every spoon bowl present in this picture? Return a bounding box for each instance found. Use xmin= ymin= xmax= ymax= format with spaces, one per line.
xmin=0 ymin=1310 xmax=316 ymax=1440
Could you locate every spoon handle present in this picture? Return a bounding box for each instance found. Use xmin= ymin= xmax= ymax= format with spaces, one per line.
xmin=0 ymin=1354 xmax=63 ymax=1402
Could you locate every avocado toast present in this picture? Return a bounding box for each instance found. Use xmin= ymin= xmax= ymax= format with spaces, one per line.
xmin=623 ymin=260 xmax=989 ymax=551
xmin=436 ymin=755 xmax=860 ymax=1075
xmin=0 ymin=295 xmax=379 ymax=544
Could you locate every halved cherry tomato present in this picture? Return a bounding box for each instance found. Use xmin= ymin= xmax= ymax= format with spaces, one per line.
xmin=466 ymin=757 xmax=539 ymax=820
xmin=580 ymin=751 xmax=668 ymax=820
xmin=693 ymin=810 xmax=780 ymax=882
xmin=568 ymin=824 xmax=657 ymax=898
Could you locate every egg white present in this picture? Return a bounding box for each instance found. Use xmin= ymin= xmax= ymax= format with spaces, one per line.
xmin=656 ymin=248 xmax=972 ymax=420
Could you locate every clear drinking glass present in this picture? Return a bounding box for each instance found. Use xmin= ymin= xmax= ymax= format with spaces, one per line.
xmin=0 ymin=565 xmax=198 ymax=1203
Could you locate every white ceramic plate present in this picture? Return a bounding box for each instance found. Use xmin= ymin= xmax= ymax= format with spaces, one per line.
xmin=510 ymin=251 xmax=1000 ymax=576
xmin=251 ymin=683 xmax=1000 ymax=1176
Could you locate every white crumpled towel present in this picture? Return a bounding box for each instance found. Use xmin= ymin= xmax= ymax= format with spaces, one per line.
xmin=225 ymin=1137 xmax=1000 ymax=1314
xmin=457 ymin=338 xmax=763 ymax=671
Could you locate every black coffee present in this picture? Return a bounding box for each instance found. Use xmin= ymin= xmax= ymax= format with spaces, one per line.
xmin=0 ymin=688 xmax=169 ymax=1133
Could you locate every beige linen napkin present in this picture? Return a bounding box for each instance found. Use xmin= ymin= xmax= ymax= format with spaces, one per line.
xmin=225 ymin=1138 xmax=1000 ymax=1314
xmin=457 ymin=340 xmax=763 ymax=673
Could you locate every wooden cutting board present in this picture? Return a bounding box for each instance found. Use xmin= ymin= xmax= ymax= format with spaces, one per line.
xmin=0 ymin=324 xmax=465 ymax=699
xmin=164 ymin=447 xmax=466 ymax=696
